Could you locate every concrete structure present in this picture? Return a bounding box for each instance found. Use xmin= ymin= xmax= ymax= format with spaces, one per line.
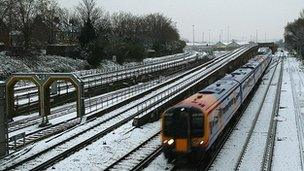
xmin=227 ymin=41 xmax=240 ymax=49
xmin=213 ymin=41 xmax=227 ymax=50
xmin=6 ymin=73 xmax=85 ymax=126
xmin=0 ymin=81 xmax=8 ymax=158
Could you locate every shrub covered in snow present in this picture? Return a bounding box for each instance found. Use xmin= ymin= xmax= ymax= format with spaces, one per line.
xmin=0 ymin=52 xmax=89 ymax=80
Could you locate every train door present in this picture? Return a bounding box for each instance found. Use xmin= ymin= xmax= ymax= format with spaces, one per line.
xmin=209 ymin=107 xmax=220 ymax=143
xmin=175 ymin=108 xmax=191 ymax=152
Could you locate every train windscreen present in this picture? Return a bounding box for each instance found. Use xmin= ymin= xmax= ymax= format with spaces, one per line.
xmin=163 ymin=107 xmax=204 ymax=138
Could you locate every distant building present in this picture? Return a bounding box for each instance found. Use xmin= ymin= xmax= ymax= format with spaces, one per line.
xmin=226 ymin=40 xmax=240 ymax=49
xmin=249 ymin=41 xmax=256 ymax=44
xmin=213 ymin=41 xmax=227 ymax=51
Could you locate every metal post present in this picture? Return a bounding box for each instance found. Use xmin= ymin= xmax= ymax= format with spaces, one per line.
xmin=0 ymin=81 xmax=8 ymax=157
xmin=79 ymin=81 xmax=85 ymax=117
xmin=50 ymin=81 xmax=58 ymax=95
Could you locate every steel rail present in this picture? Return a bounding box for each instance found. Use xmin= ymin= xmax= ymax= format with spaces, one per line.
xmin=234 ymin=58 xmax=280 ymax=170
xmin=1 ymin=46 xmax=250 ymax=170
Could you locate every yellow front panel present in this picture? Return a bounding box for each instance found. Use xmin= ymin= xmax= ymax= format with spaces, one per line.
xmin=176 ymin=139 xmax=188 ymax=152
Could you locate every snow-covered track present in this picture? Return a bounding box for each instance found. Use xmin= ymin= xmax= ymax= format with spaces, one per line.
xmin=8 ymin=79 xmax=159 ymax=134
xmin=104 ymin=132 xmax=162 ymax=171
xmin=8 ymin=49 xmax=237 ymax=145
xmin=12 ymin=52 xmax=196 ymax=105
xmin=0 ymin=46 xmax=251 ymax=170
xmin=8 ymin=118 xmax=81 ymax=150
xmin=261 ymin=58 xmax=283 ymax=170
xmin=12 ymin=52 xmax=208 ymax=116
xmin=234 ymin=57 xmax=283 ymax=170
xmin=288 ymin=58 xmax=304 ymax=170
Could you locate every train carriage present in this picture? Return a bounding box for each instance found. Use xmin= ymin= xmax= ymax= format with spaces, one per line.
xmin=161 ymin=54 xmax=271 ymax=160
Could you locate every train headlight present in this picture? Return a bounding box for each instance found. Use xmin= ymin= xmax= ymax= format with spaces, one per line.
xmin=200 ymin=140 xmax=204 ymax=145
xmin=168 ymin=139 xmax=174 ymax=145
xmin=163 ymin=140 xmax=168 ymax=144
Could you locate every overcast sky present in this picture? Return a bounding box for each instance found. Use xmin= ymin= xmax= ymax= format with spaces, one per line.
xmin=57 ymin=0 xmax=303 ymax=43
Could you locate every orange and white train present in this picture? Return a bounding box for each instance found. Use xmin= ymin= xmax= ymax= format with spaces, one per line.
xmin=161 ymin=54 xmax=271 ymax=159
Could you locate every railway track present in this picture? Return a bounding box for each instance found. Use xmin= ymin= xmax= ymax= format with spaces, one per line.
xmin=234 ymin=57 xmax=282 ymax=170
xmin=288 ymin=58 xmax=304 ymax=170
xmin=7 ymin=54 xmax=211 ymax=148
xmin=261 ymin=58 xmax=283 ymax=170
xmin=8 ymin=79 xmax=160 ymax=133
xmin=12 ymin=52 xmax=197 ymax=106
xmin=7 ymin=79 xmax=166 ymax=149
xmin=7 ymin=50 xmax=235 ymax=148
xmin=0 ymin=46 xmax=251 ymax=170
xmin=206 ymin=55 xmax=283 ymax=171
xmin=169 ymin=54 xmax=275 ymax=171
xmin=11 ymin=52 xmax=207 ymax=117
xmin=104 ymin=132 xmax=162 ymax=171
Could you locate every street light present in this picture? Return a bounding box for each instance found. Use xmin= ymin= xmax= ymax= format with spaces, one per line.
xmin=192 ymin=25 xmax=195 ymax=46
xmin=208 ymin=29 xmax=211 ymax=44
xmin=227 ymin=26 xmax=230 ymax=43
xmin=221 ymin=29 xmax=224 ymax=42
xmin=256 ymin=29 xmax=258 ymax=43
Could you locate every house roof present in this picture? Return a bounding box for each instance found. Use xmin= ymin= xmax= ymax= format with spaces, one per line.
xmin=227 ymin=41 xmax=240 ymax=48
xmin=213 ymin=41 xmax=226 ymax=48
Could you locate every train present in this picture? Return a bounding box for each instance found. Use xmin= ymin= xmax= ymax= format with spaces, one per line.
xmin=161 ymin=53 xmax=272 ymax=160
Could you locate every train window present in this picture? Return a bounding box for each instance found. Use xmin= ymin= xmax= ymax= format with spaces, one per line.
xmin=191 ymin=113 xmax=204 ymax=137
xmin=163 ymin=107 xmax=204 ymax=138
xmin=200 ymin=90 xmax=214 ymax=94
xmin=163 ymin=109 xmax=188 ymax=138
xmin=163 ymin=115 xmax=173 ymax=136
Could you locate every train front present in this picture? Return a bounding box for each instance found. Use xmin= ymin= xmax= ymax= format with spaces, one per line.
xmin=161 ymin=105 xmax=207 ymax=160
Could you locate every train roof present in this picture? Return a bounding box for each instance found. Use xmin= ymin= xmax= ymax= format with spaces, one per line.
xmin=242 ymin=61 xmax=260 ymax=69
xmin=179 ymin=78 xmax=240 ymax=111
xmin=224 ymin=67 xmax=254 ymax=82
xmin=199 ymin=79 xmax=238 ymax=95
xmin=175 ymin=55 xmax=269 ymax=113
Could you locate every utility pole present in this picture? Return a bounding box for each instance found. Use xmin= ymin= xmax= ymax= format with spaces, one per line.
xmin=219 ymin=32 xmax=221 ymax=42
xmin=264 ymin=32 xmax=267 ymax=42
xmin=227 ymin=26 xmax=230 ymax=43
xmin=256 ymin=29 xmax=258 ymax=43
xmin=208 ymin=29 xmax=211 ymax=44
xmin=0 ymin=81 xmax=8 ymax=157
xmin=202 ymin=32 xmax=205 ymax=43
xmin=220 ymin=29 xmax=223 ymax=42
xmin=192 ymin=25 xmax=195 ymax=46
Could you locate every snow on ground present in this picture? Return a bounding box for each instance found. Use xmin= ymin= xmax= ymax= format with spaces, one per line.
xmin=48 ymin=121 xmax=160 ymax=170
xmin=9 ymin=79 xmax=160 ymax=137
xmin=0 ymin=51 xmax=88 ymax=80
xmin=238 ymin=55 xmax=282 ymax=170
xmin=144 ymin=154 xmax=173 ymax=171
xmin=271 ymin=57 xmax=303 ymax=170
xmin=0 ymin=46 xmax=226 ymax=170
xmin=213 ymin=51 xmax=228 ymax=58
xmin=210 ymin=54 xmax=282 ymax=170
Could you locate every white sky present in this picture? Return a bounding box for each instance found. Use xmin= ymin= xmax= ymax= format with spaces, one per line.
xmin=57 ymin=0 xmax=303 ymax=43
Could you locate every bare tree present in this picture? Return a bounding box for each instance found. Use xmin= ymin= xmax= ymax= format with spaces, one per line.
xmin=75 ymin=0 xmax=102 ymax=26
xmin=13 ymin=0 xmax=38 ymax=48
xmin=34 ymin=0 xmax=62 ymax=44
xmin=285 ymin=18 xmax=304 ymax=56
xmin=0 ymin=0 xmax=15 ymax=32
xmin=300 ymin=9 xmax=304 ymax=19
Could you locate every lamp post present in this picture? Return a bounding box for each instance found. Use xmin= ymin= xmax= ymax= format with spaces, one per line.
xmin=192 ymin=25 xmax=195 ymax=46
xmin=208 ymin=29 xmax=211 ymax=44
xmin=227 ymin=26 xmax=230 ymax=43
xmin=220 ymin=29 xmax=223 ymax=42
xmin=256 ymin=29 xmax=258 ymax=43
